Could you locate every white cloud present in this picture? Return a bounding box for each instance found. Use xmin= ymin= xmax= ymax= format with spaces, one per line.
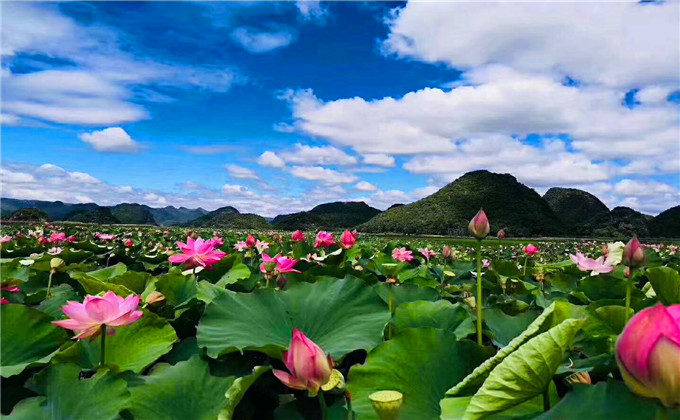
xmin=279 ymin=144 xmax=358 ymax=166
xmin=382 ymin=1 xmax=679 ymax=89
xmin=614 ymin=179 xmax=678 ymax=198
xmin=0 ymin=113 xmax=19 ymax=125
xmin=362 ymin=154 xmax=396 ymax=167
xmin=1 ymin=2 xmax=237 ymax=125
xmin=296 ymin=1 xmax=328 ymax=23
xmin=257 ymin=151 xmax=286 ymax=168
xmin=69 ymin=172 xmax=100 ymax=184
xmin=230 ymin=27 xmax=295 ymax=54
xmin=225 ymin=164 xmax=260 ymax=180
xmin=118 ymin=186 xmax=134 ymax=193
xmin=37 ymin=164 xmax=66 ymax=176
xmin=0 ymin=169 xmax=36 ymax=183
xmin=354 ymin=181 xmax=378 ymax=192
xmin=223 ymin=184 xmax=253 ymax=196
xmin=289 ymin=166 xmax=358 ymax=184
xmin=144 ymin=193 xmax=167 ymax=205
xmin=79 ymin=127 xmax=141 ymax=153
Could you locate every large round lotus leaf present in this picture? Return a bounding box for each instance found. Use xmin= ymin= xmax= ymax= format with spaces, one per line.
xmin=7 ymin=363 xmax=130 ymax=420
xmin=535 ymin=381 xmax=678 ymax=420
xmin=127 ymin=355 xmax=269 ymax=420
xmin=1 ymin=304 xmax=68 ymax=377
xmin=391 ymin=300 xmax=475 ymax=340
xmin=54 ymin=310 xmax=177 ymax=373
xmin=347 ymin=328 xmax=494 ymax=420
xmin=197 ymin=277 xmax=390 ymax=359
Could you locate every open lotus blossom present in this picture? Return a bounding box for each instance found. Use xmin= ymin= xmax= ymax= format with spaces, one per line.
xmin=524 ymin=244 xmax=539 ymax=256
xmin=95 ymin=232 xmax=116 ymax=241
xmin=209 ymin=237 xmax=224 ymax=246
xmin=260 ymin=253 xmax=301 ymax=275
xmin=483 ymin=259 xmax=490 ymax=268
xmin=52 ymin=291 xmax=143 ymax=339
xmin=124 ymin=240 xmax=134 ymax=247
xmin=616 ymin=303 xmax=680 ymax=408
xmin=66 ymin=235 xmax=77 ymax=242
xmin=419 ymin=248 xmax=437 ymax=262
xmin=48 ymin=232 xmax=66 ymax=244
xmin=314 ymin=231 xmax=335 ymax=248
xmin=273 ymin=328 xmax=333 ymax=395
xmin=48 ymin=247 xmax=63 ymax=255
xmin=468 ymin=209 xmax=490 ymax=240
xmin=234 ymin=241 xmax=248 ymax=251
xmin=0 ymin=235 xmax=12 ymax=244
xmin=570 ymin=253 xmax=615 ymax=275
xmin=340 ymin=230 xmax=357 ymax=249
xmin=168 ymin=237 xmax=227 ymax=269
xmin=291 ymin=230 xmax=305 ymax=242
xmin=392 ymin=247 xmax=413 ymax=262
xmin=255 ymin=239 xmax=270 ymax=253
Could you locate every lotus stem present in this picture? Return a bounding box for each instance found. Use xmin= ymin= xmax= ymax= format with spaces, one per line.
xmin=624 ymin=268 xmax=633 ymax=324
xmin=543 ymin=386 xmax=550 ymax=412
xmin=318 ymin=391 xmax=329 ymax=420
xmin=100 ymin=325 xmax=107 ymax=367
xmin=476 ymin=242 xmax=483 ymax=346
xmin=387 ymin=286 xmax=394 ymax=340
xmin=47 ymin=271 xmax=54 ymax=298
xmin=523 ymin=256 xmax=528 ymax=276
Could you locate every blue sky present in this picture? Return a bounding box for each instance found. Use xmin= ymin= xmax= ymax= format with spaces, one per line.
xmin=1 ymin=1 xmax=679 ymax=216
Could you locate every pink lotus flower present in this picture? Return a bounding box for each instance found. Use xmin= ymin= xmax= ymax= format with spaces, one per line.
xmin=623 ymin=236 xmax=646 ymax=268
xmin=124 ymin=240 xmax=134 ymax=247
xmin=52 ymin=291 xmax=143 ymax=339
xmin=442 ymin=245 xmax=452 ymax=259
xmin=210 ymin=237 xmax=224 ymax=246
xmin=38 ymin=237 xmax=49 ymax=244
xmin=291 ymin=230 xmax=305 ymax=242
xmin=273 ymin=328 xmax=333 ymax=395
xmin=0 ymin=235 xmax=13 ymax=244
xmin=255 ymin=239 xmax=269 ymax=253
xmin=168 ymin=237 xmax=227 ymax=270
xmin=314 ymin=231 xmax=335 ymax=248
xmin=234 ymin=241 xmax=248 ymax=252
xmin=48 ymin=247 xmax=63 ymax=255
xmin=497 ymin=229 xmax=506 ymax=239
xmin=524 ymin=244 xmax=539 ymax=256
xmin=468 ymin=209 xmax=490 ymax=240
xmin=483 ymin=259 xmax=490 ymax=268
xmin=340 ymin=230 xmax=357 ymax=249
xmin=419 ymin=248 xmax=437 ymax=262
xmin=392 ymin=247 xmax=413 ymax=262
xmin=48 ymin=232 xmax=66 ymax=244
xmin=66 ymin=235 xmax=77 ymax=242
xmin=0 ymin=298 xmax=8 ymax=305
xmin=616 ymin=303 xmax=680 ymax=408
xmin=95 ymin=232 xmax=116 ymax=241
xmin=260 ymin=253 xmax=301 ymax=275
xmin=246 ymin=234 xmax=257 ymax=248
xmin=570 ymin=253 xmax=615 ymax=275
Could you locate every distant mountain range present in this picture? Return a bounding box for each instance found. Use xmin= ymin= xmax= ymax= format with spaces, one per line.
xmin=2 ymin=170 xmax=679 ymax=237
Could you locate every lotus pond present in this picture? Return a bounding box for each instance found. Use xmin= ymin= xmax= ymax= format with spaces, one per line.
xmin=1 ymin=222 xmax=680 ymax=419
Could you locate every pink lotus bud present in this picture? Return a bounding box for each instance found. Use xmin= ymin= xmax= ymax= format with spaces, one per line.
xmin=124 ymin=240 xmax=134 ymax=247
xmin=442 ymin=245 xmax=452 ymax=259
xmin=52 ymin=291 xmax=143 ymax=340
xmin=340 ymin=230 xmax=357 ymax=249
xmin=524 ymin=244 xmax=539 ymax=256
xmin=622 ymin=237 xmax=646 ymax=268
xmin=616 ymin=303 xmax=680 ymax=408
xmin=497 ymin=229 xmax=506 ymax=239
xmin=468 ymin=209 xmax=490 ymax=240
xmin=291 ymin=230 xmax=305 ymax=242
xmin=273 ymin=328 xmax=333 ymax=395
xmin=145 ymin=291 xmax=165 ymax=304
xmin=246 ymin=234 xmax=257 ymax=248
xmin=602 ymin=244 xmax=609 ymax=256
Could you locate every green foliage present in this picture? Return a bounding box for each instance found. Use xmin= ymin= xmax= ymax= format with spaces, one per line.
xmin=648 ymin=205 xmax=680 ymax=238
xmin=9 ymin=208 xmax=49 ymax=222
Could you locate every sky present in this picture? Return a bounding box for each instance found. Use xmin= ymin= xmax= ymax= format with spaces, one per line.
xmin=1 ymin=0 xmax=679 ymax=217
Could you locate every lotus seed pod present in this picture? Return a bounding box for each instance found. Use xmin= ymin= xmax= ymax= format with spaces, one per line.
xmin=369 ymin=390 xmax=403 ymax=420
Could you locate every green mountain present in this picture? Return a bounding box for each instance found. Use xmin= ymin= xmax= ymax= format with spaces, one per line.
xmin=543 ymin=187 xmax=612 ymax=236
xmin=272 ymin=201 xmax=381 ymax=231
xmin=184 ymin=206 xmax=271 ymax=229
xmin=149 ymin=206 xmax=208 ymax=226
xmin=109 ymin=203 xmax=156 ymax=225
xmin=9 ymin=208 xmax=50 ymax=222
xmin=602 ymin=206 xmax=651 ymax=238
xmin=648 ymin=206 xmax=680 ymax=238
xmin=1 ymin=199 xmax=99 ymax=220
xmin=65 ymin=208 xmax=120 ymax=224
xmin=359 ymin=170 xmax=564 ymax=236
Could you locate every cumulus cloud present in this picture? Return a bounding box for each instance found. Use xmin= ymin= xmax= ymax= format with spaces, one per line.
xmin=257 ymin=151 xmax=286 ymax=168
xmin=382 ymin=1 xmax=679 ymax=89
xmin=1 ymin=2 xmax=237 ymax=125
xmin=230 ymin=27 xmax=295 ymax=53
xmin=296 ymin=1 xmax=328 ymax=23
xmin=278 ymin=144 xmax=358 ymax=166
xmin=79 ymin=127 xmax=141 ymax=153
xmin=354 ymin=181 xmax=378 ymax=192
xmin=289 ymin=166 xmax=358 ymax=184
xmin=362 ymin=154 xmax=396 ymax=167
xmin=225 ymin=164 xmax=260 ymax=180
